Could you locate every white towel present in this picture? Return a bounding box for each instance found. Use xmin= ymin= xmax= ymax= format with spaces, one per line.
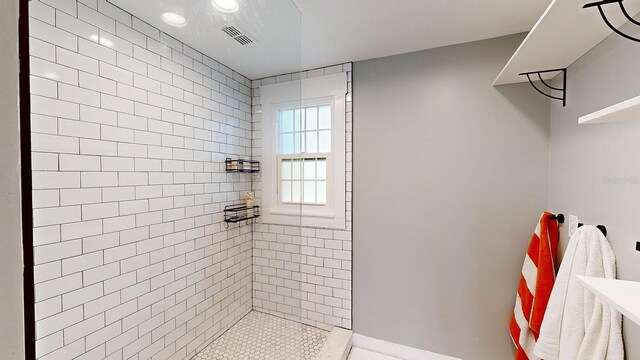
xmin=534 ymin=225 xmax=623 ymax=360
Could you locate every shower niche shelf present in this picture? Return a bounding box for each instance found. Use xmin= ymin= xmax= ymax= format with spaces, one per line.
xmin=577 ymin=275 xmax=640 ymax=326
xmin=225 ymin=158 xmax=260 ymax=173
xmin=224 ymin=203 xmax=261 ymax=223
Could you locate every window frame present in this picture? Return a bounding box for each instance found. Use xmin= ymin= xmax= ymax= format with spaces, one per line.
xmin=260 ymin=73 xmax=347 ymax=229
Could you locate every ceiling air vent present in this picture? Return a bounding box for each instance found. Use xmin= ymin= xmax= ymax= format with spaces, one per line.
xmin=221 ymin=25 xmax=254 ymax=45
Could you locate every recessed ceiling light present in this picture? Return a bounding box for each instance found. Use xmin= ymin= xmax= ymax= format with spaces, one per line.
xmin=161 ymin=12 xmax=188 ymax=27
xmin=212 ymin=0 xmax=239 ymax=13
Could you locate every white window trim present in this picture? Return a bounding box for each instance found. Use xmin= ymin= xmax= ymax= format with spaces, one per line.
xmin=260 ymin=72 xmax=347 ymax=229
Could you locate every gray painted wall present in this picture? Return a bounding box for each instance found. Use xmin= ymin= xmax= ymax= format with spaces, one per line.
xmin=549 ymin=20 xmax=640 ymax=360
xmin=352 ymin=33 xmax=551 ymax=359
xmin=0 ymin=0 xmax=25 ymax=359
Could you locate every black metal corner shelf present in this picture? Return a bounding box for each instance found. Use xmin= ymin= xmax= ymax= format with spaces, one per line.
xmin=225 ymin=158 xmax=260 ymax=173
xmin=223 ymin=204 xmax=260 ymax=224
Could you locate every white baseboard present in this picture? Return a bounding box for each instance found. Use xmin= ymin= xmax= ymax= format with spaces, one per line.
xmin=351 ymin=334 xmax=461 ymax=360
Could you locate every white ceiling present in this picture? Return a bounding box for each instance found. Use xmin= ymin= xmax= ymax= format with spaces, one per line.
xmin=109 ymin=0 xmax=302 ymax=79
xmin=109 ymin=0 xmax=550 ymax=79
xmin=294 ymin=0 xmax=550 ymax=71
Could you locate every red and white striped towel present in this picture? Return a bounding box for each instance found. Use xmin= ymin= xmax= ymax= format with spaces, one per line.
xmin=509 ymin=212 xmax=559 ymax=360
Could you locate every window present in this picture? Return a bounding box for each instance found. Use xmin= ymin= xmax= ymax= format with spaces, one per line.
xmin=260 ymin=73 xmax=347 ymax=229
xmin=278 ymin=105 xmax=331 ymax=205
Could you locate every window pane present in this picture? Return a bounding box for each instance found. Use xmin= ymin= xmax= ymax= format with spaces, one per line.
xmin=292 ymin=181 xmax=302 ymax=203
xmin=281 ymin=181 xmax=292 ymax=202
xmin=294 ymin=109 xmax=303 ymax=131
xmin=319 ymin=105 xmax=331 ymax=130
xmin=319 ymin=130 xmax=331 ymax=153
xmin=292 ymin=160 xmax=302 ymax=180
xmin=278 ymin=106 xmax=334 ymax=204
xmin=293 ymin=133 xmax=302 ymax=154
xmin=317 ymin=181 xmax=326 ymax=204
xmin=281 ymin=160 xmax=292 ymax=180
xmin=317 ymin=159 xmax=327 ymax=180
xmin=305 ymin=131 xmax=318 ymax=153
xmin=304 ymin=181 xmax=316 ymax=203
xmin=306 ymin=107 xmax=318 ymax=130
xmin=303 ymin=159 xmax=316 ymax=180
xmin=281 ymin=110 xmax=294 ymax=133
xmin=281 ymin=133 xmax=294 ymax=154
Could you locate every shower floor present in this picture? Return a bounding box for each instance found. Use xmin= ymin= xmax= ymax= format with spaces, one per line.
xmin=193 ymin=311 xmax=329 ymax=360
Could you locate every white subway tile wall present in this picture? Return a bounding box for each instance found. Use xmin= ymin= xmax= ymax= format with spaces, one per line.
xmin=29 ymin=0 xmax=254 ymax=359
xmin=251 ymin=64 xmax=353 ymax=330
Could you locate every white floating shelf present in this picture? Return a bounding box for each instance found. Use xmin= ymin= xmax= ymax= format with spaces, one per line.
xmin=579 ymin=95 xmax=640 ymax=124
xmin=494 ymin=0 xmax=640 ymax=85
xmin=577 ymin=276 xmax=640 ymax=326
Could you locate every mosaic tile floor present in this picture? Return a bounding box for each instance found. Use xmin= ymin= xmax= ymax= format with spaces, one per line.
xmin=192 ymin=311 xmax=329 ymax=360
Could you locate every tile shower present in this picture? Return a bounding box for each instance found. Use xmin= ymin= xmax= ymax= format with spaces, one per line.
xmin=28 ymin=0 xmax=352 ymax=359
xmin=252 ymin=65 xmax=353 ymax=331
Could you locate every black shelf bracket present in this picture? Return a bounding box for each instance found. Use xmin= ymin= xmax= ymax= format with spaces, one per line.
xmin=519 ymin=68 xmax=567 ymax=107
xmin=584 ymin=0 xmax=640 ymax=43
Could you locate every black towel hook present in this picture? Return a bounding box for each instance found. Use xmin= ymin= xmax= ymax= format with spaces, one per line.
xmin=577 ymin=222 xmax=608 ymax=237
xmin=550 ymin=213 xmax=565 ymax=224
